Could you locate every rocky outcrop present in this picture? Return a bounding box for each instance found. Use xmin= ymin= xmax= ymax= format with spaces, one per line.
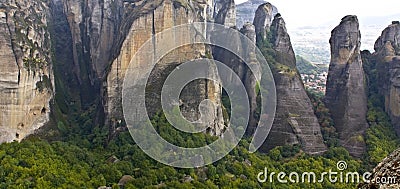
xmin=374 ymin=21 xmax=400 ymax=56
xmin=57 ymin=0 xmax=145 ymax=125
xmin=236 ymin=0 xmax=277 ymax=29
xmin=252 ymin=2 xmax=276 ymax=43
xmin=49 ymin=0 xmax=228 ymax=136
xmin=359 ymin=148 xmax=400 ymax=189
xmin=118 ymin=175 xmax=134 ymax=188
xmin=61 ymin=0 xmax=132 ymax=79
xmin=240 ymin=23 xmax=256 ymax=43
xmin=0 ymin=0 xmax=53 ymax=142
xmin=211 ymin=21 xmax=260 ymax=134
xmin=106 ymin=0 xmax=226 ymax=136
xmin=269 ymin=14 xmax=296 ymax=67
xmin=214 ymin=0 xmax=236 ymax=28
xmin=325 ymin=15 xmax=368 ymax=157
xmin=253 ymin=6 xmax=327 ymax=154
xmin=373 ymin=22 xmax=400 ymax=136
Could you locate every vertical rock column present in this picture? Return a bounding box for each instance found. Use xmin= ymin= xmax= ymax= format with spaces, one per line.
xmin=374 ymin=21 xmax=400 ymax=135
xmin=325 ymin=15 xmax=368 ymax=157
xmin=253 ymin=4 xmax=327 ymax=154
xmin=253 ymin=3 xmax=275 ymax=43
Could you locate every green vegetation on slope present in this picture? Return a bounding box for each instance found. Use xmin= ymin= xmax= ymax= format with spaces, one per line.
xmin=296 ymin=55 xmax=328 ymax=75
xmin=0 ymin=129 xmax=363 ymax=189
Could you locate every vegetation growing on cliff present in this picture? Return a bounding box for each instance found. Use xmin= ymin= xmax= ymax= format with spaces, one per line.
xmin=362 ymin=50 xmax=400 ymax=165
xmin=256 ymin=31 xmax=298 ymax=78
xmin=296 ymin=55 xmax=328 ymax=75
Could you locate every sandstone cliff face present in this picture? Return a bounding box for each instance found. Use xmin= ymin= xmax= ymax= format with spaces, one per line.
xmin=0 ymin=0 xmax=53 ymax=142
xmin=325 ymin=15 xmax=368 ymax=157
xmin=373 ymin=22 xmax=400 ymax=136
xmin=61 ymin=0 xmax=130 ymax=79
xmin=51 ymin=0 xmax=227 ymax=136
xmin=211 ymin=21 xmax=261 ymax=134
xmin=58 ymin=0 xmax=144 ymax=119
xmin=253 ymin=5 xmax=327 ymax=154
xmin=106 ymin=0 xmax=226 ymax=136
xmin=236 ymin=0 xmax=277 ymax=29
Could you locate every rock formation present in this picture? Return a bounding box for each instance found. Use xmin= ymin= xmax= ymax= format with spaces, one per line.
xmin=253 ymin=5 xmax=327 ymax=154
xmin=105 ymin=0 xmax=226 ymax=136
xmin=359 ymin=148 xmax=400 ymax=189
xmin=47 ymin=0 xmax=232 ymax=137
xmin=211 ymin=21 xmax=261 ymax=134
xmin=240 ymin=23 xmax=257 ymax=43
xmin=236 ymin=0 xmax=277 ymax=29
xmin=269 ymin=14 xmax=296 ymax=66
xmin=0 ymin=0 xmax=240 ymax=142
xmin=0 ymin=0 xmax=53 ymax=142
xmin=214 ymin=0 xmax=236 ymax=28
xmin=373 ymin=21 xmax=400 ymax=136
xmin=325 ymin=15 xmax=368 ymax=157
xmin=0 ymin=0 xmax=332 ymax=154
xmin=253 ymin=2 xmax=276 ymax=43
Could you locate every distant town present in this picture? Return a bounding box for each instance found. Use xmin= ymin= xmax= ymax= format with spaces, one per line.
xmin=301 ymin=71 xmax=328 ymax=94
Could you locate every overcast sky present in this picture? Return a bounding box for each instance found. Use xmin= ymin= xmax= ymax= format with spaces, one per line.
xmin=235 ymin=0 xmax=400 ymax=29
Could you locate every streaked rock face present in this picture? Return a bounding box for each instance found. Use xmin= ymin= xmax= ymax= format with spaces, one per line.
xmin=52 ymin=0 xmax=230 ymax=137
xmin=211 ymin=21 xmax=260 ymax=134
xmin=374 ymin=22 xmax=400 ymax=135
xmin=0 ymin=0 xmax=239 ymax=142
xmin=252 ymin=2 xmax=275 ymax=42
xmin=0 ymin=0 xmax=53 ymax=142
xmin=105 ymin=0 xmax=226 ymax=136
xmin=269 ymin=14 xmax=296 ymax=67
xmin=325 ymin=15 xmax=368 ymax=157
xmin=253 ymin=4 xmax=327 ymax=154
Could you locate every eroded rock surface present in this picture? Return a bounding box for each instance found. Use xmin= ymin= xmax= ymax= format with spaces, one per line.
xmin=253 ymin=4 xmax=327 ymax=154
xmin=105 ymin=0 xmax=227 ymax=136
xmin=374 ymin=22 xmax=400 ymax=136
xmin=0 ymin=0 xmax=53 ymax=142
xmin=325 ymin=15 xmax=368 ymax=157
xmin=360 ymin=148 xmax=400 ymax=189
xmin=214 ymin=0 xmax=236 ymax=28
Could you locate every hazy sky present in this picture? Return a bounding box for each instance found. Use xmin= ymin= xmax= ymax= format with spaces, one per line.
xmin=235 ymin=0 xmax=400 ymax=29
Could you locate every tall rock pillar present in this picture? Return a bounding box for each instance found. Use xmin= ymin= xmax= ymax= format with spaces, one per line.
xmin=325 ymin=15 xmax=368 ymax=157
